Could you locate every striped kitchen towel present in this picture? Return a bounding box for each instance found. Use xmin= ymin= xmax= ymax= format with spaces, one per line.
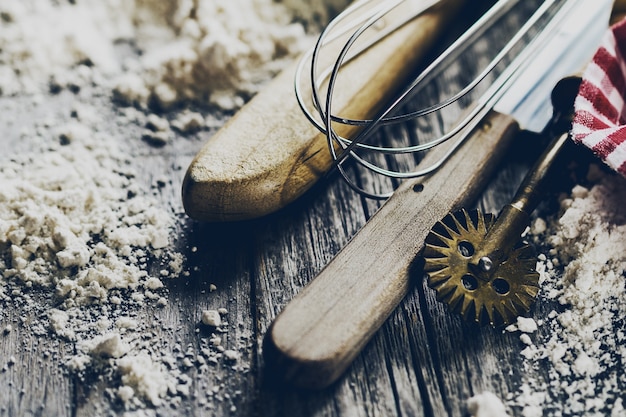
xmin=572 ymin=17 xmax=626 ymax=177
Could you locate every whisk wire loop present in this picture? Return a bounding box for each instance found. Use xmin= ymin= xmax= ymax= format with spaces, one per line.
xmin=296 ymin=0 xmax=573 ymax=198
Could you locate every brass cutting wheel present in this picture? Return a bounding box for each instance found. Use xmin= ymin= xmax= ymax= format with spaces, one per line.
xmin=423 ymin=208 xmax=540 ymax=326
xmin=422 ymin=78 xmax=581 ymax=327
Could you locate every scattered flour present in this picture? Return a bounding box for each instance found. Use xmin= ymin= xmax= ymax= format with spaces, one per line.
xmin=201 ymin=309 xmax=222 ymax=327
xmin=511 ymin=168 xmax=626 ymax=416
xmin=0 ymin=0 xmax=345 ymax=413
xmin=223 ymin=349 xmax=240 ymax=362
xmin=467 ymin=391 xmax=511 ymax=417
xmin=0 ymin=93 xmax=195 ymax=410
xmin=88 ymin=333 xmax=131 ymax=359
xmin=117 ymin=353 xmax=171 ymax=407
xmin=506 ymin=316 xmax=538 ymax=334
xmin=0 ymin=115 xmax=175 ymax=306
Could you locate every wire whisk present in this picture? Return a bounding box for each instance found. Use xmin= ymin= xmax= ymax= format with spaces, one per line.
xmin=294 ymin=0 xmax=579 ymax=199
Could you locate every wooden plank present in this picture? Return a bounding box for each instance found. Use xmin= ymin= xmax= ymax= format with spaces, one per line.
xmin=0 ymin=305 xmax=74 ymax=417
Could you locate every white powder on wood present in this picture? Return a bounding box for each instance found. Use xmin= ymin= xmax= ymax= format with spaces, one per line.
xmin=87 ymin=333 xmax=130 ymax=359
xmin=201 ymin=309 xmax=222 ymax=327
xmin=467 ymin=391 xmax=511 ymax=417
xmin=0 ymin=0 xmax=345 ymax=413
xmin=0 ymin=120 xmax=175 ymax=305
xmin=0 ymin=101 xmax=190 ymax=410
xmin=223 ymin=349 xmax=240 ymax=362
xmin=512 ymin=168 xmax=626 ymax=416
xmin=117 ymin=353 xmax=171 ymax=407
xmin=0 ymin=0 xmax=348 ymax=111
xmin=516 ymin=317 xmax=538 ymax=334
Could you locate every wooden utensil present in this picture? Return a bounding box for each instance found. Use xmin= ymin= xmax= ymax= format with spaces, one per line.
xmin=182 ymin=0 xmax=466 ymax=222
xmin=263 ymin=110 xmax=518 ymax=388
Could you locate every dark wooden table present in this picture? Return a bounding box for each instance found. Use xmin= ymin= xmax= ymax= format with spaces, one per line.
xmin=0 ymin=1 xmax=615 ymax=416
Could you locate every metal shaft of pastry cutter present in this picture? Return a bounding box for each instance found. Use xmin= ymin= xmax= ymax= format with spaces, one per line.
xmin=263 ymin=0 xmax=613 ymax=389
xmin=470 ymin=76 xmax=582 ymax=273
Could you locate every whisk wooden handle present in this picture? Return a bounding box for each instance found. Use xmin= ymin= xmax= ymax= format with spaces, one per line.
xmin=182 ymin=0 xmax=466 ymax=222
xmin=263 ymin=111 xmax=519 ymax=389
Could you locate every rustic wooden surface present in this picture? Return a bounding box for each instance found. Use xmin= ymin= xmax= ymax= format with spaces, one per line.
xmin=0 ymin=1 xmax=603 ymax=416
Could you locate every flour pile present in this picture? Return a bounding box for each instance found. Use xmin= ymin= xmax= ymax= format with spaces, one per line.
xmin=0 ymin=0 xmax=347 ymax=110
xmin=509 ymin=167 xmax=626 ymax=417
xmin=0 ymin=117 xmax=176 ymax=306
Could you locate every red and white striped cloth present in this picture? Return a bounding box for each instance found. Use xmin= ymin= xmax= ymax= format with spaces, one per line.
xmin=572 ymin=17 xmax=626 ymax=177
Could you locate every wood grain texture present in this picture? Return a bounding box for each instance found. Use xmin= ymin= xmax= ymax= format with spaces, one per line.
xmin=0 ymin=305 xmax=74 ymax=417
xmin=182 ymin=0 xmax=466 ymax=222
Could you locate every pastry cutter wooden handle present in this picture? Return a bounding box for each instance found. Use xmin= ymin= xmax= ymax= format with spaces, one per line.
xmin=263 ymin=0 xmax=613 ymax=389
xmin=182 ymin=0 xmax=466 ymax=222
xmin=264 ymin=110 xmax=519 ymax=389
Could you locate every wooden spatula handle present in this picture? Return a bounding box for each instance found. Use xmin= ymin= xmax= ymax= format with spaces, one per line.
xmin=182 ymin=0 xmax=466 ymax=222
xmin=263 ymin=111 xmax=519 ymax=389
